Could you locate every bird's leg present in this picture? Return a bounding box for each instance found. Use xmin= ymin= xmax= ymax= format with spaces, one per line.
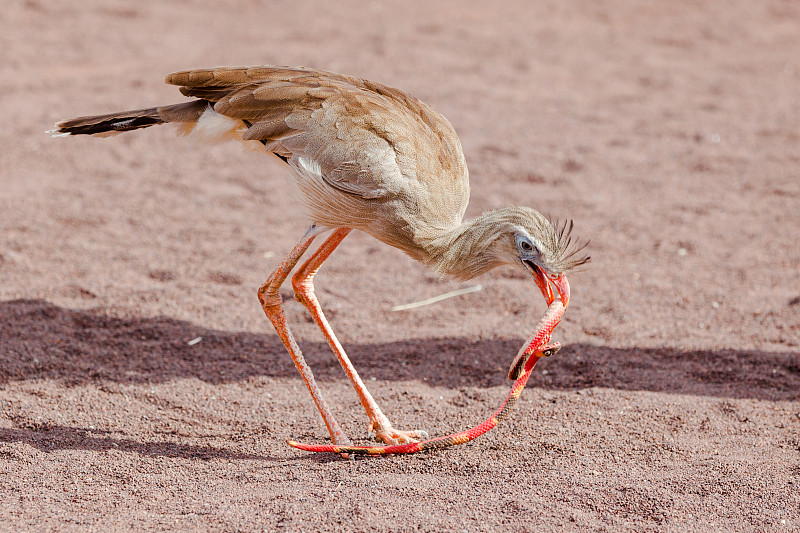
xmin=292 ymin=228 xmax=428 ymax=446
xmin=257 ymin=225 xmax=352 ymax=447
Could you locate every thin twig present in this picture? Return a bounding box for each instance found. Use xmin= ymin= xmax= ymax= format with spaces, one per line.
xmin=391 ymin=284 xmax=483 ymax=311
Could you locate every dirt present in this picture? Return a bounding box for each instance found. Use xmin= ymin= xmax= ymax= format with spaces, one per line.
xmin=1 ymin=0 xmax=799 ymax=531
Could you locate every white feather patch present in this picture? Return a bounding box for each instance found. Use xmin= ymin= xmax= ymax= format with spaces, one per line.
xmin=185 ymin=106 xmax=247 ymax=144
xmin=297 ymin=156 xmax=323 ymax=179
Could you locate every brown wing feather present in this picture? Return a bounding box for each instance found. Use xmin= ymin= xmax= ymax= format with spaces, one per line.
xmin=166 ymin=65 xmax=335 ymax=88
xmin=163 ymin=66 xmax=469 ymax=224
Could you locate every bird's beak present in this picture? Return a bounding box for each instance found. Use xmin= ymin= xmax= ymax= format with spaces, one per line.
xmin=549 ymin=272 xmax=570 ymax=308
xmin=524 ymin=261 xmax=570 ymax=308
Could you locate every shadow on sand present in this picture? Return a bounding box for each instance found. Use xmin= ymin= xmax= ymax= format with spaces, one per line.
xmin=0 ymin=422 xmax=274 ymax=461
xmin=2 ymin=298 xmax=797 ymax=402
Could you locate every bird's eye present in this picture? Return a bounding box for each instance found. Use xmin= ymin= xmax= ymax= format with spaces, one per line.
xmin=516 ymin=236 xmax=537 ymax=255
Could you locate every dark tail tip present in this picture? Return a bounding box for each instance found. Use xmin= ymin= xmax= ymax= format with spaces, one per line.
xmin=58 ymin=116 xmax=162 ymax=136
xmin=49 ymin=107 xmax=164 ymax=137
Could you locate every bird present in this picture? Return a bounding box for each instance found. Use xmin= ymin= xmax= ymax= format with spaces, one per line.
xmin=51 ymin=65 xmax=589 ymax=450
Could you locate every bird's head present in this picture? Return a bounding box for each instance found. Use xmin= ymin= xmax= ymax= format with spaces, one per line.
xmin=486 ymin=207 xmax=590 ymax=307
xmin=427 ymin=207 xmax=589 ymax=303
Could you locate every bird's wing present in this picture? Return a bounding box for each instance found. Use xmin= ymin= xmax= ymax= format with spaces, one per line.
xmin=165 ymin=66 xmax=467 ymax=202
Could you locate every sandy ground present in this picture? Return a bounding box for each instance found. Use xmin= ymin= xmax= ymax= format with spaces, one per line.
xmin=1 ymin=0 xmax=799 ymax=531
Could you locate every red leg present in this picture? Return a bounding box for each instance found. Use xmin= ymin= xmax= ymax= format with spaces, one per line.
xmin=291 ymin=228 xmax=428 ymax=445
xmin=257 ymin=226 xmax=352 ymax=447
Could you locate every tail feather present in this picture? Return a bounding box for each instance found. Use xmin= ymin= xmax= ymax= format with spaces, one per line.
xmin=50 ymin=100 xmax=209 ymax=137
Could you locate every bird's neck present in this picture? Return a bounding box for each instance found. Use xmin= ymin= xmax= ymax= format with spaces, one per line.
xmin=418 ymin=211 xmax=507 ymax=280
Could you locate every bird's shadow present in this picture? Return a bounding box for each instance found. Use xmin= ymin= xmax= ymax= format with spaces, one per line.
xmin=1 ymin=298 xmax=797 ymax=399
xmin=1 ymin=298 xmax=798 ymax=460
xmin=0 ymin=422 xmax=275 ymax=462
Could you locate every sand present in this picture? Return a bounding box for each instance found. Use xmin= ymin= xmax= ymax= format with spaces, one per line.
xmin=1 ymin=1 xmax=798 ymax=531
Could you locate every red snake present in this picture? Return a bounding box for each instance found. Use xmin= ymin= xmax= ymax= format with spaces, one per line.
xmin=288 ymin=294 xmax=567 ymax=456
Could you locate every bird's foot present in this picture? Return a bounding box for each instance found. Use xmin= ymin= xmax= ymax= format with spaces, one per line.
xmin=368 ymin=421 xmax=428 ymax=445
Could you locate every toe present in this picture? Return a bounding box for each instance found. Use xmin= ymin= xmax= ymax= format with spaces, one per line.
xmin=375 ymin=428 xmax=429 ymax=445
